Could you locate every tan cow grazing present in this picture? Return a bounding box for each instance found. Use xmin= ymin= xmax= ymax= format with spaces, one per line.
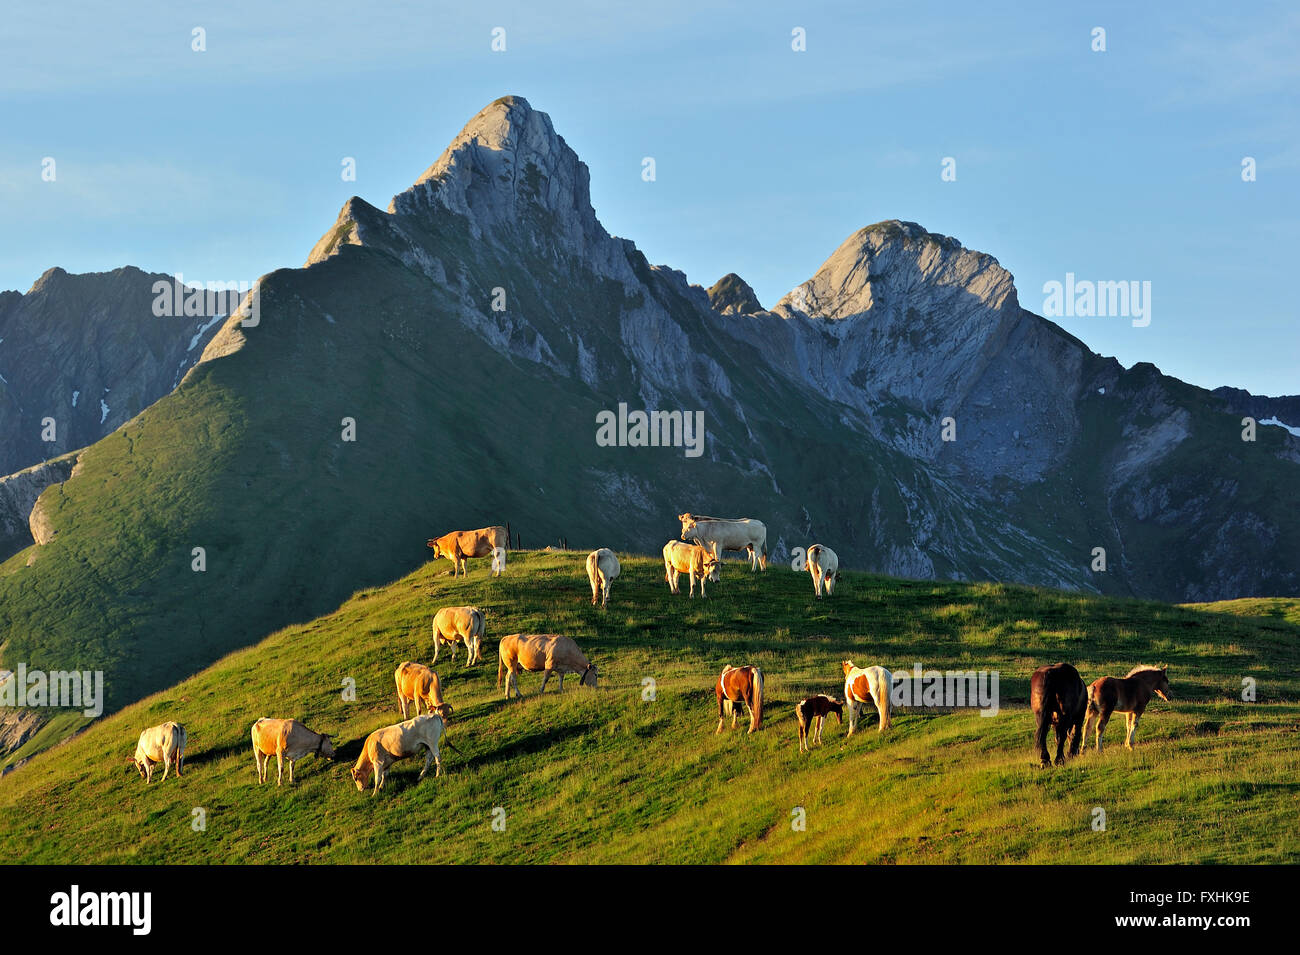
xmin=394 ymin=661 xmax=454 ymax=721
xmin=498 ymin=633 xmax=598 ymax=699
xmin=806 ymin=544 xmax=839 ymax=597
xmin=432 ymin=606 xmax=486 ymax=666
xmin=133 ymin=721 xmax=186 ymax=784
xmin=250 ymin=718 xmax=336 ymax=786
xmin=351 ymin=714 xmax=446 ymax=795
xmin=662 ymin=540 xmax=720 ymax=598
xmin=586 ymin=548 xmax=620 ymax=608
xmin=426 ymin=525 xmax=508 ymax=578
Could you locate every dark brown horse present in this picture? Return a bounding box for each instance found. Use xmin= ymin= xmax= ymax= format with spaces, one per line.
xmin=716 ymin=665 xmax=764 ymax=734
xmin=795 ymin=695 xmax=842 ymax=752
xmin=1083 ymin=665 xmax=1172 ymax=751
xmin=1029 ymin=663 xmax=1087 ymax=766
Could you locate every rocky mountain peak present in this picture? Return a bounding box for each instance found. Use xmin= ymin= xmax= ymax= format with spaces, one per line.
xmin=707 ymin=273 xmax=764 ymax=315
xmin=389 ymin=96 xmax=602 ymax=246
xmin=777 ymin=219 xmax=1019 ymax=321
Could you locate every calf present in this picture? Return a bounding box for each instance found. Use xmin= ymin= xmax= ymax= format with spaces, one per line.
xmin=250 ymin=717 xmax=335 ymax=785
xmin=795 ymin=695 xmax=843 ymax=752
xmin=351 ymin=714 xmax=446 ymax=794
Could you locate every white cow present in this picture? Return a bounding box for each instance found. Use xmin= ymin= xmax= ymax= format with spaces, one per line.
xmin=432 ymin=606 xmax=486 ymax=667
xmin=806 ymin=544 xmax=839 ymax=597
xmin=678 ymin=513 xmax=768 ymax=571
xmin=663 ymin=540 xmax=720 ymax=598
xmin=133 ymin=721 xmax=186 ymax=783
xmin=586 ymin=548 xmax=621 ymax=608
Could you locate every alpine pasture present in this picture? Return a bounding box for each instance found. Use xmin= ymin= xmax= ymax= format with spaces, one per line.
xmin=0 ymin=551 xmax=1296 ymax=864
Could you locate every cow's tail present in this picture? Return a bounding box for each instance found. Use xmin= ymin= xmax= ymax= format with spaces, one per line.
xmin=751 ymin=667 xmax=764 ymax=731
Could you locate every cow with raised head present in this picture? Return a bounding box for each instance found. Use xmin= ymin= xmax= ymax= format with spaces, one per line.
xmin=426 ymin=525 xmax=508 ymax=577
xmin=663 ymin=540 xmax=720 ymax=598
xmin=678 ymin=513 xmax=767 ymax=571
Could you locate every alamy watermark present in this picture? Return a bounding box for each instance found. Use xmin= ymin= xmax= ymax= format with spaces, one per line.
xmin=151 ymin=273 xmax=260 ymax=327
xmin=595 ymin=402 xmax=705 ymax=458
xmin=892 ymin=663 xmax=1000 ymax=716
xmin=1042 ymin=273 xmax=1151 ymax=328
xmin=0 ymin=664 xmax=103 ymax=717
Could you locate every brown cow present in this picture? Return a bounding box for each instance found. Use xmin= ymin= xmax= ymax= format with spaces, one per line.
xmin=250 ymin=718 xmax=335 ymax=785
xmin=351 ymin=714 xmax=446 ymax=794
xmin=426 ymin=526 xmax=508 ymax=578
xmin=394 ymin=661 xmax=453 ymax=721
xmin=497 ymin=634 xmax=597 ymax=699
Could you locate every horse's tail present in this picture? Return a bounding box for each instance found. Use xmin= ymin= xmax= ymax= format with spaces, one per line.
xmin=876 ymin=669 xmax=892 ymax=730
xmin=751 ymin=667 xmax=764 ymax=730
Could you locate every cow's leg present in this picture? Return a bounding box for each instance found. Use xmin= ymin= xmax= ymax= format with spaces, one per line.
xmin=557 ymin=672 xmax=565 ymax=692
xmin=398 ymin=693 xmax=409 ymax=720
xmin=418 ymin=746 xmax=432 ymax=781
xmin=826 ymin=574 xmax=835 ymax=595
xmin=288 ymin=758 xmax=297 ymax=785
xmin=539 ymin=669 xmax=552 ymax=694
xmin=276 ymin=750 xmax=285 ymax=786
xmin=432 ymin=636 xmax=440 ymax=665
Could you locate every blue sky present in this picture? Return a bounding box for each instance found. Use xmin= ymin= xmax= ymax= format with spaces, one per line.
xmin=2 ymin=0 xmax=1296 ymax=395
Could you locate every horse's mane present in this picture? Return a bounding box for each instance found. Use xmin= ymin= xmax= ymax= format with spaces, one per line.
xmin=1125 ymin=664 xmax=1164 ymax=678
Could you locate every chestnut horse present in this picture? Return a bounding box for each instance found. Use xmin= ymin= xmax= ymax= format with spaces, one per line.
xmin=795 ymin=695 xmax=842 ymax=752
xmin=716 ymin=665 xmax=764 ymax=733
xmin=1083 ymin=665 xmax=1172 ymax=751
xmin=1030 ymin=663 xmax=1087 ymax=766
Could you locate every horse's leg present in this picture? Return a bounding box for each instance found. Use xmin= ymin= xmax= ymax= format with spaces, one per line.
xmin=1054 ymin=716 xmax=1068 ymax=766
xmin=1095 ymin=707 xmax=1112 ymax=752
xmin=1035 ymin=708 xmax=1051 ymax=766
xmin=1082 ymin=704 xmax=1096 ymax=751
xmin=846 ymin=700 xmax=858 ymax=737
xmin=1126 ymin=712 xmax=1139 ymax=750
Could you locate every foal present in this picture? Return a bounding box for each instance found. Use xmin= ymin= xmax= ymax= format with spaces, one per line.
xmin=795 ymin=695 xmax=842 ymax=752
xmin=1083 ymin=665 xmax=1172 ymax=751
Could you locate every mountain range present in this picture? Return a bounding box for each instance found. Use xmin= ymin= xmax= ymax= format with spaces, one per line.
xmin=1 ymin=95 xmax=1297 ymax=757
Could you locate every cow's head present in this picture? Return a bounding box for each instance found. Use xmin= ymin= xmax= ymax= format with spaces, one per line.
xmin=702 ymin=553 xmax=721 ymax=582
xmin=426 ymin=539 xmax=443 ymax=558
xmin=580 ymin=663 xmax=599 ymax=688
xmin=433 ymin=703 xmax=454 ymax=723
xmin=678 ymin=514 xmax=697 ymax=539
xmin=316 ymin=734 xmax=336 ymax=760
xmin=351 ymin=764 xmax=371 ymax=792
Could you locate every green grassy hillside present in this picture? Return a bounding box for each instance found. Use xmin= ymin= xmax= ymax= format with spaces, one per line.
xmin=1 ymin=552 xmax=1296 ymax=864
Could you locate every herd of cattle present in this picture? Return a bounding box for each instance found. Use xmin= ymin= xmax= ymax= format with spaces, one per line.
xmin=128 ymin=515 xmax=1173 ymax=792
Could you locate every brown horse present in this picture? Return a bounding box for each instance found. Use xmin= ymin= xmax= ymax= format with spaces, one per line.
xmin=795 ymin=695 xmax=842 ymax=752
xmin=1029 ymin=663 xmax=1087 ymax=767
xmin=716 ymin=665 xmax=764 ymax=734
xmin=1083 ymin=665 xmax=1172 ymax=751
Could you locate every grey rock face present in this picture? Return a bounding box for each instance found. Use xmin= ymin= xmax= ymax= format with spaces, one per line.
xmin=0 ymin=266 xmax=225 ymax=477
xmin=0 ymin=452 xmax=77 ymax=561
